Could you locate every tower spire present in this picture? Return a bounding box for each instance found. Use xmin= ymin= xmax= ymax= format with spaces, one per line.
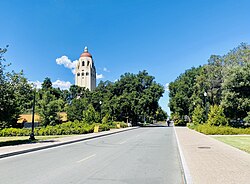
xmin=84 ymin=46 xmax=88 ymax=53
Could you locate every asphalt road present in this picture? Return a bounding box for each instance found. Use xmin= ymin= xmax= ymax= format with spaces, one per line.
xmin=0 ymin=127 xmax=184 ymax=184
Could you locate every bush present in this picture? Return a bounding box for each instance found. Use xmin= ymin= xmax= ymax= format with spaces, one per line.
xmin=243 ymin=112 xmax=250 ymax=127
xmin=0 ymin=128 xmax=30 ymax=136
xmin=174 ymin=119 xmax=187 ymax=126
xmin=102 ymin=113 xmax=110 ymax=124
xmin=207 ymin=105 xmax=228 ymax=126
xmin=190 ymin=124 xmax=250 ymax=135
xmin=192 ymin=105 xmax=205 ymax=125
xmin=0 ymin=121 xmax=95 ymax=136
xmin=119 ymin=122 xmax=128 ymax=128
xmin=99 ymin=124 xmax=110 ymax=131
xmin=0 ymin=120 xmax=130 ymax=137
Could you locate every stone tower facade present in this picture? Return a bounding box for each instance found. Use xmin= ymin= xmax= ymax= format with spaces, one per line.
xmin=75 ymin=47 xmax=96 ymax=91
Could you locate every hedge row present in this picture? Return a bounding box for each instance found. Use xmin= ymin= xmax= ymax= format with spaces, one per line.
xmin=188 ymin=123 xmax=250 ymax=135
xmin=0 ymin=121 xmax=127 ymax=136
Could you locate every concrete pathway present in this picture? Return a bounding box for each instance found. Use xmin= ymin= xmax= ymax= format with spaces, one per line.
xmin=175 ymin=127 xmax=250 ymax=184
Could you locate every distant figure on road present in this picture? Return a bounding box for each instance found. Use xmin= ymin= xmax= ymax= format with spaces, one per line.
xmin=166 ymin=118 xmax=171 ymax=127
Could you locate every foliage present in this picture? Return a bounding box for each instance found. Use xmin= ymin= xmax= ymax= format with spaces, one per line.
xmin=0 ymin=121 xmax=94 ymax=136
xmin=174 ymin=119 xmax=186 ymax=126
xmin=221 ymin=46 xmax=250 ymax=121
xmin=169 ymin=43 xmax=250 ymax=127
xmin=169 ymin=67 xmax=203 ymax=119
xmin=102 ymin=113 xmax=110 ymax=124
xmin=0 ymin=120 xmax=129 ymax=136
xmin=190 ymin=124 xmax=250 ymax=135
xmin=82 ymin=104 xmax=100 ymax=124
xmin=192 ymin=105 xmax=205 ymax=125
xmin=66 ymin=98 xmax=88 ymax=121
xmin=41 ymin=77 xmax=52 ymax=90
xmin=37 ymin=91 xmax=63 ymax=126
xmin=207 ymin=105 xmax=228 ymax=126
xmin=243 ymin=112 xmax=250 ymax=127
xmin=0 ymin=46 xmax=33 ymax=128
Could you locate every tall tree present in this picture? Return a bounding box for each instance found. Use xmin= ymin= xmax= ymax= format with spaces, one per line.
xmin=0 ymin=46 xmax=33 ymax=128
xmin=41 ymin=77 xmax=52 ymax=90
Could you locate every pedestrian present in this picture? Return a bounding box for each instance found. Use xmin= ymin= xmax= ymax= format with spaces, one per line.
xmin=167 ymin=119 xmax=170 ymax=127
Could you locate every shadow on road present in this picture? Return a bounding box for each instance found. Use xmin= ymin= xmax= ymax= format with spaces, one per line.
xmin=0 ymin=139 xmax=56 ymax=147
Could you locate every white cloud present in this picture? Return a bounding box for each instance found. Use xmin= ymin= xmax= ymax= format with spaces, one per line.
xmin=53 ymin=80 xmax=72 ymax=90
xmin=30 ymin=80 xmax=42 ymax=89
xmin=30 ymin=80 xmax=72 ymax=90
xmin=56 ymin=56 xmax=78 ymax=74
xmin=165 ymin=83 xmax=169 ymax=92
xmin=103 ymin=67 xmax=110 ymax=72
xmin=96 ymin=73 xmax=104 ymax=79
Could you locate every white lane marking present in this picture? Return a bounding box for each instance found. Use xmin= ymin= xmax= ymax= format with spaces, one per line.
xmin=174 ymin=126 xmax=193 ymax=184
xmin=77 ymin=154 xmax=96 ymax=163
xmin=118 ymin=132 xmax=143 ymax=144
xmin=118 ymin=140 xmax=127 ymax=144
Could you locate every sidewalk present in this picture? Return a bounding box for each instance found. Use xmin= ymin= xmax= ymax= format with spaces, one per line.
xmin=0 ymin=127 xmax=138 ymax=159
xmin=175 ymin=127 xmax=250 ymax=184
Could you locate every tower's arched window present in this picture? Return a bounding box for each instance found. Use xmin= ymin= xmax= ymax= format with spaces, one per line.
xmin=87 ymin=61 xmax=90 ymax=66
xmin=86 ymin=72 xmax=89 ymax=76
xmin=82 ymin=72 xmax=84 ymax=76
xmin=82 ymin=61 xmax=85 ymax=66
xmin=77 ymin=73 xmax=80 ymax=76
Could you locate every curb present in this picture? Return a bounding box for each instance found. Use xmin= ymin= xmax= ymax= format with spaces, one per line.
xmin=0 ymin=127 xmax=139 ymax=159
xmin=173 ymin=126 xmax=193 ymax=184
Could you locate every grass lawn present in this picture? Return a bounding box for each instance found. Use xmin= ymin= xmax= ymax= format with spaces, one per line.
xmin=213 ymin=136 xmax=250 ymax=154
xmin=0 ymin=135 xmax=70 ymax=147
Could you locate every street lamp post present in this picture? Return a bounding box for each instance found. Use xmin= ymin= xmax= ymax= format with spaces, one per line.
xmin=99 ymin=101 xmax=102 ymax=121
xmin=29 ymin=87 xmax=36 ymax=140
xmin=204 ymin=91 xmax=208 ymax=121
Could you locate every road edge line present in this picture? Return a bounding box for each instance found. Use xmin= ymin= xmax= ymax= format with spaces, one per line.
xmin=174 ymin=126 xmax=193 ymax=184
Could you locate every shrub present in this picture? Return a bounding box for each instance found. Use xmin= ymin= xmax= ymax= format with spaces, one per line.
xmin=207 ymin=105 xmax=228 ymax=126
xmin=192 ymin=105 xmax=205 ymax=125
xmin=174 ymin=119 xmax=186 ymax=126
xmin=0 ymin=121 xmax=95 ymax=136
xmin=243 ymin=112 xmax=250 ymax=127
xmin=82 ymin=104 xmax=99 ymax=124
xmin=119 ymin=122 xmax=128 ymax=128
xmin=99 ymin=124 xmax=110 ymax=131
xmin=102 ymin=113 xmax=110 ymax=124
xmin=191 ymin=124 xmax=250 ymax=135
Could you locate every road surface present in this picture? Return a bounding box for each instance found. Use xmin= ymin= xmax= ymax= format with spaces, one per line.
xmin=0 ymin=127 xmax=184 ymax=184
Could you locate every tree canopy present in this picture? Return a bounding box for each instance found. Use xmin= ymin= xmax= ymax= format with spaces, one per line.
xmin=169 ymin=43 xmax=250 ymax=127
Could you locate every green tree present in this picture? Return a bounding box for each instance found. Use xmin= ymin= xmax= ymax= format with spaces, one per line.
xmin=169 ymin=67 xmax=202 ymax=118
xmin=37 ymin=91 xmax=62 ymax=126
xmin=192 ymin=105 xmax=205 ymax=125
xmin=206 ymin=105 xmax=227 ymax=126
xmin=41 ymin=77 xmax=52 ymax=90
xmin=217 ymin=43 xmax=250 ymax=127
xmin=243 ymin=112 xmax=250 ymax=126
xmin=83 ymin=104 xmax=99 ymax=124
xmin=66 ymin=98 xmax=88 ymax=121
xmin=0 ymin=46 xmax=33 ymax=128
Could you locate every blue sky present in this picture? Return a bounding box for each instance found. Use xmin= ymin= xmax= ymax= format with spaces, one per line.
xmin=1 ymin=0 xmax=250 ymax=114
